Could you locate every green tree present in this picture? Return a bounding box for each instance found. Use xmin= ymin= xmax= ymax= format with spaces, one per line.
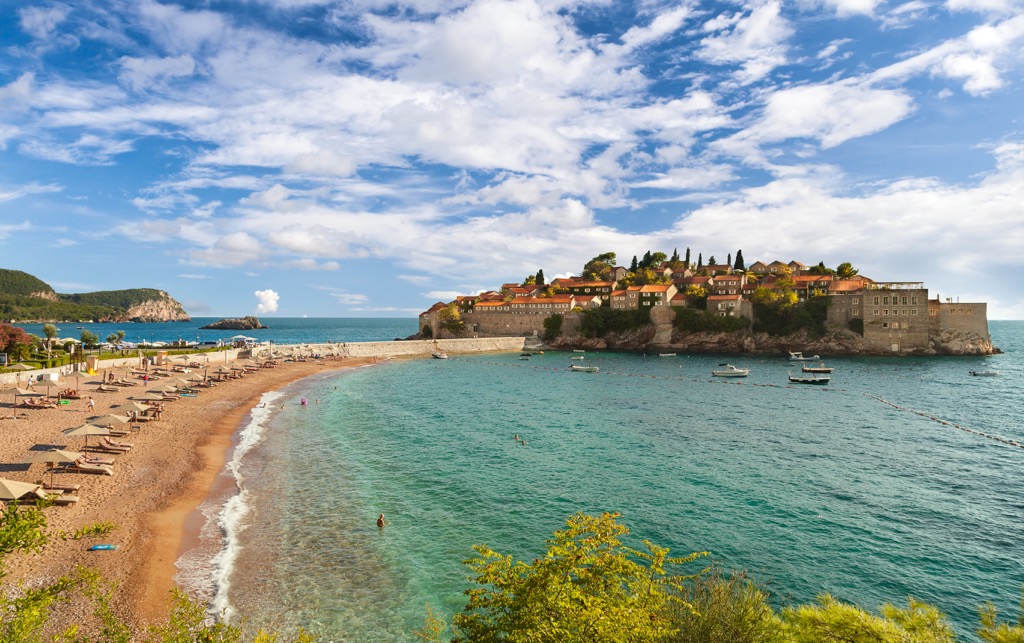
xmin=666 ymin=567 xmax=785 ymax=643
xmin=836 ymin=261 xmax=860 ymax=280
xmin=808 ymin=261 xmax=835 ymax=276
xmin=977 ymin=587 xmax=1024 ymax=643
xmin=783 ymin=594 xmax=954 ymax=642
xmin=522 ymin=274 xmax=536 ymax=286
xmin=441 ymin=513 xmax=707 ymax=643
xmin=697 ymin=253 xmax=703 ymax=269
xmin=41 ymin=323 xmax=57 ymax=362
xmin=684 ymin=247 xmax=691 ymax=268
xmin=630 ymin=256 xmax=639 ymax=272
xmin=734 ymin=249 xmax=746 ymax=271
xmin=438 ymin=303 xmax=466 ymax=334
xmin=582 ymin=252 xmax=617 ymax=281
xmin=542 ymin=314 xmax=563 ymax=341
xmin=80 ymin=330 xmax=99 ymax=347
xmin=684 ymin=285 xmax=709 ymax=309
xmin=536 ymin=269 xmax=545 ymax=286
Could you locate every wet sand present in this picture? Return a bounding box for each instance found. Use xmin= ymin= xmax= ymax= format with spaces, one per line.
xmin=0 ymin=356 xmax=377 ymax=634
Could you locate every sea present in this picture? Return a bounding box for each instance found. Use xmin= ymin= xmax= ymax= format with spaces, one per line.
xmin=97 ymin=318 xmax=1016 ymax=642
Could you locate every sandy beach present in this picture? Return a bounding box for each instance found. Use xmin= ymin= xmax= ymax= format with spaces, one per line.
xmin=0 ymin=355 xmax=378 ymax=634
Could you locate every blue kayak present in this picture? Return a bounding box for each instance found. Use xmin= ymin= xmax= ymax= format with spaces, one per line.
xmin=88 ymin=544 xmax=118 ymax=551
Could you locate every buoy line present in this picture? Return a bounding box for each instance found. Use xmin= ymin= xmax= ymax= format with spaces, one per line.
xmin=865 ymin=394 xmax=1023 ymax=450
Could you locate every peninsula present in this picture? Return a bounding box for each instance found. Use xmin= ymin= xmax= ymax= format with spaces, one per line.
xmin=419 ymin=250 xmax=997 ymax=356
xmin=0 ymin=269 xmax=190 ymax=323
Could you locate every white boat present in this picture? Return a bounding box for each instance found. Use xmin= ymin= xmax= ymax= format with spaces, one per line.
xmin=712 ymin=364 xmax=749 ymax=377
xmin=788 ymin=351 xmax=820 ymax=361
xmin=659 ymin=353 xmax=676 ymax=357
xmin=432 ymin=352 xmax=448 ymax=359
xmin=969 ymin=370 xmax=999 ymax=377
xmin=573 ymin=349 xmax=586 ymax=353
xmin=570 ymin=364 xmax=600 ymax=373
xmin=788 ymin=372 xmax=830 ymax=385
xmin=569 ymin=355 xmax=585 ymax=361
xmin=801 ymin=363 xmax=834 ymax=374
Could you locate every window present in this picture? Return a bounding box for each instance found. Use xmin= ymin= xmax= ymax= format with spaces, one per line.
xmin=853 ymin=298 xmax=859 ymax=304
xmin=882 ymin=322 xmax=888 ymax=328
xmin=902 ymin=296 xmax=908 ymax=305
xmin=873 ymin=309 xmax=879 ymax=316
xmin=853 ymin=309 xmax=859 ymax=316
xmin=883 ymin=296 xmax=889 ymax=305
xmin=883 ymin=309 xmax=889 ymax=315
xmin=911 ymin=309 xmax=917 ymax=315
xmin=873 ymin=296 xmax=879 ymax=305
xmin=912 ymin=297 xmax=917 ymax=305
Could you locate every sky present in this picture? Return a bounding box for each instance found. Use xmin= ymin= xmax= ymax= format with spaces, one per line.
xmin=0 ymin=0 xmax=1021 ymax=319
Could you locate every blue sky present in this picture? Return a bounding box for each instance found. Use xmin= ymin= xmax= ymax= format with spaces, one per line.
xmin=0 ymin=0 xmax=1021 ymax=319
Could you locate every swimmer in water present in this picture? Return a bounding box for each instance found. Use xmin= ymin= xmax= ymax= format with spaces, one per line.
xmin=377 ymin=513 xmax=387 ymax=528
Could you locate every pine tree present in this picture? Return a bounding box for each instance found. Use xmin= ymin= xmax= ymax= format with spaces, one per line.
xmin=641 ymin=250 xmax=652 ymax=269
xmin=630 ymin=256 xmax=639 ymax=272
xmin=734 ymin=249 xmax=745 ymax=271
xmin=671 ymin=248 xmax=679 ymax=263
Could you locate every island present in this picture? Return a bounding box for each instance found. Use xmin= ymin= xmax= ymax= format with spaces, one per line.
xmin=199 ymin=316 xmax=267 ymax=330
xmin=418 ymin=250 xmax=997 ymax=356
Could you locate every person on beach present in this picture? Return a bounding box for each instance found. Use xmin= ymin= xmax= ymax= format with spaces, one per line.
xmin=87 ymin=397 xmax=95 ymax=411
xmin=377 ymin=513 xmax=387 ymax=528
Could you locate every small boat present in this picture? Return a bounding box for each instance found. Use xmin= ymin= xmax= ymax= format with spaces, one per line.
xmin=520 ymin=352 xmax=532 ymax=357
xmin=570 ymin=364 xmax=600 ymax=373
xmin=659 ymin=353 xmax=676 ymax=357
xmin=518 ymin=356 xmax=530 ymax=360
xmin=788 ymin=351 xmax=820 ymax=361
xmin=712 ymin=364 xmax=749 ymax=377
xmin=573 ymin=349 xmax=586 ymax=353
xmin=969 ymin=370 xmax=999 ymax=377
xmin=801 ymin=363 xmax=834 ymax=374
xmin=569 ymin=355 xmax=585 ymax=361
xmin=788 ymin=372 xmax=830 ymax=385
xmin=432 ymin=352 xmax=448 ymax=359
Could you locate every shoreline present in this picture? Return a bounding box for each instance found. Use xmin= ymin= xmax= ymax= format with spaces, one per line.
xmin=0 ymin=355 xmax=381 ymax=633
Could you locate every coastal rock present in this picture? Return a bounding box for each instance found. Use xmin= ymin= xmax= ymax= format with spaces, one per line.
xmin=123 ymin=291 xmax=190 ymax=322
xmin=200 ymin=316 xmax=267 ymax=331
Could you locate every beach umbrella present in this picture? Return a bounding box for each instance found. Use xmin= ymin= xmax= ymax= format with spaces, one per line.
xmin=151 ymin=385 xmax=179 ymax=394
xmin=0 ymin=386 xmax=43 ymax=414
xmin=63 ymin=423 xmax=110 ymax=450
xmin=25 ymin=449 xmax=82 ymax=487
xmin=130 ymin=392 xmax=166 ymax=402
xmin=7 ymin=363 xmax=35 ymax=371
xmin=90 ymin=414 xmax=130 ymax=428
xmin=112 ymin=402 xmax=149 ymax=414
xmin=0 ymin=477 xmax=42 ymax=501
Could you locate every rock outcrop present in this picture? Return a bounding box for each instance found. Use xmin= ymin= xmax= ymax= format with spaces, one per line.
xmin=123 ymin=291 xmax=190 ymax=322
xmin=200 ymin=316 xmax=267 ymax=330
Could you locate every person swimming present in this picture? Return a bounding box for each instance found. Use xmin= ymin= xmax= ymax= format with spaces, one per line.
xmin=377 ymin=513 xmax=387 ymax=528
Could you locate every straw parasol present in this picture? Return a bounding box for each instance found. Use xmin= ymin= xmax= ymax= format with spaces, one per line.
xmin=0 ymin=477 xmax=42 ymax=501
xmin=63 ymin=423 xmax=110 ymax=450
xmin=0 ymin=386 xmax=43 ymax=415
xmin=7 ymin=363 xmax=35 ymax=372
xmin=90 ymin=414 xmax=130 ymax=428
xmin=112 ymin=402 xmax=149 ymax=414
xmin=25 ymin=449 xmax=82 ymax=487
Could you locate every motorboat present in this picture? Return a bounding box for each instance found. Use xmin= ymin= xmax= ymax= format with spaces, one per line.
xmin=801 ymin=363 xmax=834 ymax=374
xmin=659 ymin=353 xmax=677 ymax=357
xmin=711 ymin=364 xmax=749 ymax=377
xmin=570 ymin=364 xmax=600 ymax=373
xmin=569 ymin=355 xmax=585 ymax=361
xmin=969 ymin=370 xmax=999 ymax=376
xmin=431 ymin=351 xmax=448 ymax=359
xmin=788 ymin=351 xmax=820 ymax=361
xmin=788 ymin=372 xmax=830 ymax=385
xmin=573 ymin=349 xmax=586 ymax=353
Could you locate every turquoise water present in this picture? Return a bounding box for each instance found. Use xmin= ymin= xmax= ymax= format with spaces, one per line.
xmin=16 ymin=317 xmax=418 ymax=346
xmin=193 ymin=322 xmax=1023 ymax=641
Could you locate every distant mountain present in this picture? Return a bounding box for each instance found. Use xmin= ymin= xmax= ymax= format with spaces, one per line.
xmin=0 ymin=269 xmax=190 ymax=323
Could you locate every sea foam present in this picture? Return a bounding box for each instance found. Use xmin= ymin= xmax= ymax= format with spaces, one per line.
xmin=174 ymin=389 xmax=285 ymax=621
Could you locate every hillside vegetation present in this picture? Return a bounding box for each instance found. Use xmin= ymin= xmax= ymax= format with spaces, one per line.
xmin=0 ymin=268 xmax=188 ymax=322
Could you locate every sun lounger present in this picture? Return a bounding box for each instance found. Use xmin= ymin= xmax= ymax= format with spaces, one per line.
xmin=65 ymin=461 xmax=113 ymax=476
xmin=94 ymin=385 xmax=117 ymax=393
xmin=80 ymin=455 xmax=115 ymax=466
xmin=42 ymin=482 xmax=81 ymax=493
xmin=101 ymin=437 xmax=133 ymax=450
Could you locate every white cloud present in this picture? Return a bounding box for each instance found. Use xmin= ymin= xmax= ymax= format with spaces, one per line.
xmin=0 ymin=182 xmax=62 ymax=202
xmin=254 ymin=289 xmax=280 ymax=313
xmin=18 ymin=5 xmax=70 ymax=40
xmin=118 ymin=55 xmax=196 ymax=91
xmin=424 ymin=290 xmax=463 ymax=301
xmin=697 ymin=1 xmax=793 ymax=84
xmin=330 ymin=292 xmax=369 ymax=305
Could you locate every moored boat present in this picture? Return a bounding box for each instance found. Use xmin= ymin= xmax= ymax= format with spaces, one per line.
xmin=569 ymin=355 xmax=585 ymax=361
xmin=788 ymin=372 xmax=830 ymax=385
xmin=659 ymin=353 xmax=676 ymax=357
xmin=712 ymin=364 xmax=749 ymax=377
xmin=570 ymin=364 xmax=599 ymax=373
xmin=801 ymin=362 xmax=834 ymax=374
xmin=969 ymin=370 xmax=999 ymax=376
xmin=432 ymin=351 xmax=448 ymax=359
xmin=788 ymin=351 xmax=820 ymax=361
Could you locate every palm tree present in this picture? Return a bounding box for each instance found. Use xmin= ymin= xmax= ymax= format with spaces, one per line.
xmin=42 ymin=323 xmax=57 ymax=364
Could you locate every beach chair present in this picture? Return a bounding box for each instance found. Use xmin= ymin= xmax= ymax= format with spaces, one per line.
xmin=100 ymin=437 xmax=133 ymax=451
xmin=65 ymin=460 xmax=113 ymax=476
xmin=42 ymin=482 xmax=81 ymax=494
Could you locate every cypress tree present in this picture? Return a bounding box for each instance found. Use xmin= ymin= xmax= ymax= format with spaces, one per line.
xmin=734 ymin=250 xmax=745 ymax=271
xmin=697 ymin=253 xmax=703 ymax=268
xmin=630 ymin=256 xmax=639 ymax=272
xmin=684 ymin=248 xmax=691 ymax=268
xmin=536 ymin=269 xmax=545 ymax=285
xmin=727 ymin=253 xmax=732 ymax=267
